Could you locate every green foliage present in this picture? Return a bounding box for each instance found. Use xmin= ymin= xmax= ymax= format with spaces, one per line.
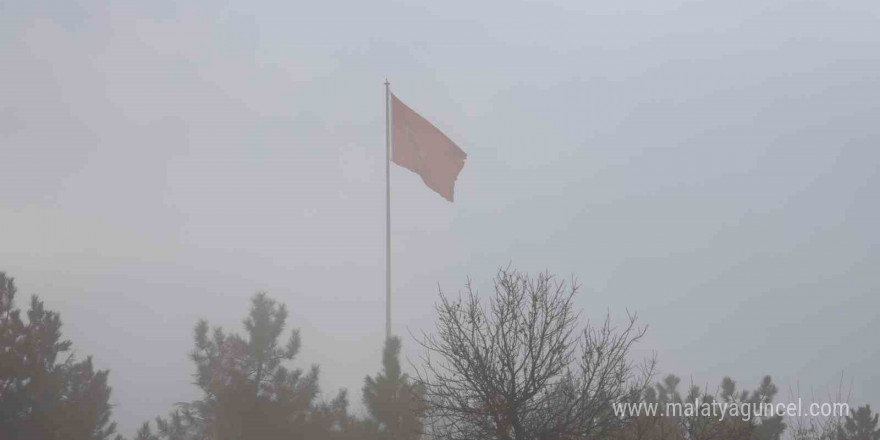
xmin=836 ymin=405 xmax=880 ymax=440
xmin=362 ymin=337 xmax=426 ymax=440
xmin=626 ymin=374 xmax=785 ymax=440
xmin=140 ymin=292 xmax=360 ymax=440
xmin=6 ymin=268 xmax=874 ymax=440
xmin=0 ymin=271 xmax=121 ymax=440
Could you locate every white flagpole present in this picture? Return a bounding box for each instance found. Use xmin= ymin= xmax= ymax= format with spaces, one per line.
xmin=385 ymin=79 xmax=392 ymax=340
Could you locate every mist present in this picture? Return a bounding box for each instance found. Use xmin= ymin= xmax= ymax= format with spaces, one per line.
xmin=1 ymin=0 xmax=878 ymax=438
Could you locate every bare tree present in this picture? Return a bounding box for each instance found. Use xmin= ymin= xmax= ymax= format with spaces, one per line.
xmin=415 ymin=267 xmax=655 ymax=440
xmin=786 ymin=376 xmax=852 ymax=440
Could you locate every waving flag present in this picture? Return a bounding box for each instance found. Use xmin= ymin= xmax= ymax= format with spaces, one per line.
xmin=390 ymin=92 xmax=467 ymax=202
xmin=383 ymin=83 xmax=468 ymax=339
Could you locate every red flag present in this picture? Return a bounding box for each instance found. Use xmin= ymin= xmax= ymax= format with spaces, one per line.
xmin=391 ymin=93 xmax=467 ymax=202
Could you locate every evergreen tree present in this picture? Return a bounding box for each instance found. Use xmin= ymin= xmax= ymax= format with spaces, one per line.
xmin=0 ymin=271 xmax=121 ymax=440
xmin=617 ymin=374 xmax=785 ymax=440
xmin=362 ymin=337 xmax=425 ymax=440
xmin=141 ymin=292 xmax=355 ymax=440
xmin=837 ymin=405 xmax=880 ymax=440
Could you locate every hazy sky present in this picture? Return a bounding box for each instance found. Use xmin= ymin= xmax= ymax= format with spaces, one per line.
xmin=2 ymin=0 xmax=879 ymax=436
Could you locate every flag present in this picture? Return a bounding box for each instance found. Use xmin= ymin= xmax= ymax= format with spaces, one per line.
xmin=390 ymin=92 xmax=467 ymax=202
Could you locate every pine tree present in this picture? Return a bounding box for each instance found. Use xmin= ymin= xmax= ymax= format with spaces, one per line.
xmin=837 ymin=405 xmax=880 ymax=440
xmin=616 ymin=374 xmax=786 ymax=440
xmin=0 ymin=271 xmax=121 ymax=440
xmin=142 ymin=292 xmax=355 ymax=440
xmin=363 ymin=337 xmax=425 ymax=440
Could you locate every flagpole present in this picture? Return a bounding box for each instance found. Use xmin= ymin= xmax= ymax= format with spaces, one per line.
xmin=385 ymin=79 xmax=392 ymax=340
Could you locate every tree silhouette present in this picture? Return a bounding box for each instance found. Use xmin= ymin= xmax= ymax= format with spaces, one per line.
xmin=139 ymin=292 xmax=355 ymax=440
xmin=0 ymin=271 xmax=121 ymax=440
xmin=363 ymin=337 xmax=426 ymax=440
xmin=617 ymin=374 xmax=786 ymax=440
xmin=417 ymin=267 xmax=655 ymax=440
xmin=837 ymin=405 xmax=880 ymax=440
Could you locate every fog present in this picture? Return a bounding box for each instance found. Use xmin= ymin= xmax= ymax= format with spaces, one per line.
xmin=2 ymin=0 xmax=878 ymax=437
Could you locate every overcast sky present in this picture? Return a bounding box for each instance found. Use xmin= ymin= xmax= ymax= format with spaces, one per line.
xmin=2 ymin=0 xmax=879 ymax=436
